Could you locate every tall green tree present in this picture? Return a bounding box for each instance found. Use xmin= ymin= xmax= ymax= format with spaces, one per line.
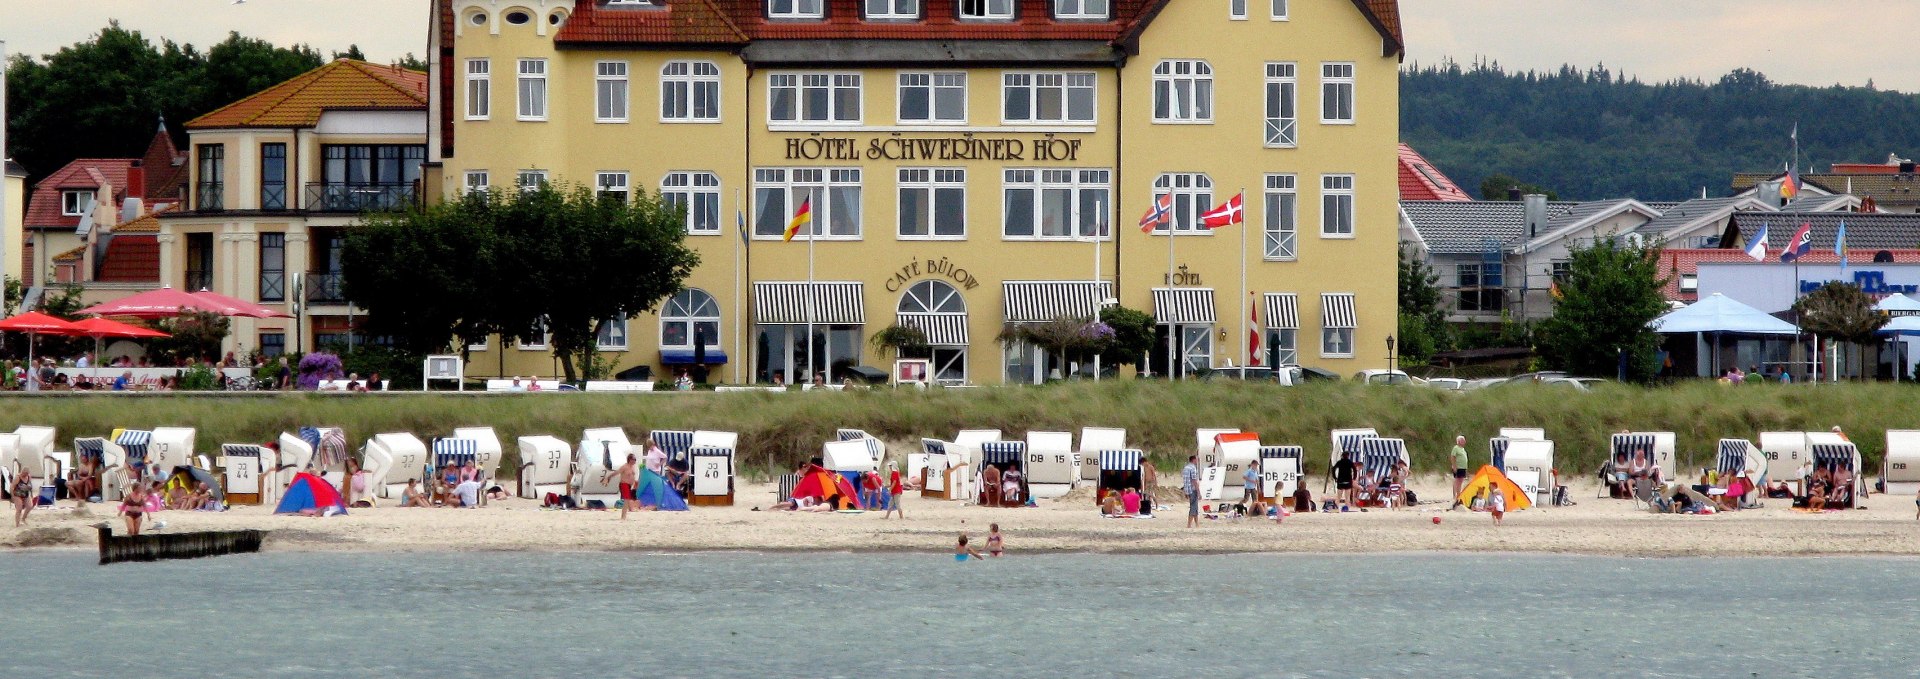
xmin=1396 ymin=245 xmax=1449 ymax=364
xmin=1536 ymin=236 xmax=1670 ymax=380
xmin=343 ymin=184 xmax=699 ymax=382
xmin=1792 ymin=281 xmax=1887 ymax=379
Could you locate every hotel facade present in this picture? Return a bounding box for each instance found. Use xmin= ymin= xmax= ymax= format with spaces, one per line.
xmin=428 ymin=0 xmax=1403 ymax=384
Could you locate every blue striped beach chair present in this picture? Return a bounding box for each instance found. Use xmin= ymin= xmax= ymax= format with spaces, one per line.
xmin=1259 ymin=445 xmax=1304 ymax=500
xmin=1358 ymin=438 xmax=1407 ymax=508
xmin=651 ymin=430 xmax=694 ymax=460
xmin=1095 ymin=448 xmax=1143 ymax=505
xmin=1811 ymin=442 xmax=1859 ymax=508
xmin=1489 ymin=437 xmax=1510 ymax=472
xmin=433 ymin=437 xmax=478 ymax=470
xmin=980 ymin=441 xmax=1027 ymax=506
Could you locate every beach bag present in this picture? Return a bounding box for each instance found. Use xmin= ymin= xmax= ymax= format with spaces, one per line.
xmin=1404 ymin=490 xmax=1418 ymax=505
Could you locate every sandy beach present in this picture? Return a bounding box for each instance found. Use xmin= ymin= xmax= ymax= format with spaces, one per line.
xmin=8 ymin=476 xmax=1918 ymax=557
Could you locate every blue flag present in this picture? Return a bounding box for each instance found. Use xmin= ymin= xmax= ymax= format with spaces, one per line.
xmin=1834 ymin=220 xmax=1847 ymax=269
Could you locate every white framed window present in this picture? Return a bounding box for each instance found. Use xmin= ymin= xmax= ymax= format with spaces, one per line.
xmin=1001 ymin=72 xmax=1096 ymax=124
xmin=595 ymin=61 xmax=629 ymax=122
xmin=768 ymin=0 xmax=824 ymax=19
xmin=516 ymin=170 xmax=548 ymax=193
xmin=1320 ymin=293 xmax=1355 ymax=358
xmin=1002 ymin=169 xmax=1110 ymax=240
xmin=898 ymin=168 xmax=967 ymax=239
xmin=1053 ymin=0 xmax=1107 ymax=19
xmin=1270 ymin=0 xmax=1288 ymax=20
xmin=866 ymin=0 xmax=919 ymax=19
xmin=1230 ymin=0 xmax=1247 ymax=20
xmin=596 ymin=172 xmax=629 ymax=202
xmin=1680 ymin=274 xmax=1699 ymax=293
xmin=898 ymin=72 xmax=967 ymax=124
xmin=1321 ymin=174 xmax=1354 ymax=237
xmin=1152 ymin=60 xmax=1213 ymax=123
xmin=661 ymin=288 xmax=720 ymax=348
xmin=1264 ymin=174 xmax=1296 ymax=260
xmin=1264 ymin=62 xmax=1297 ymax=147
xmin=468 ymin=336 xmax=488 ymax=352
xmin=596 ymin=315 xmax=629 ymax=351
xmin=769 ymin=73 xmax=861 ymax=125
xmin=463 ymin=170 xmax=489 ymax=195
xmin=1267 ymin=328 xmax=1297 ymax=366
xmin=960 ymin=0 xmax=1013 ymax=19
xmin=61 ymin=190 xmax=95 ymax=217
xmin=662 ymin=171 xmax=722 ymax=234
xmin=518 ymin=318 xmax=548 ymax=351
xmin=465 ymin=59 xmax=490 ymax=120
xmin=517 ymin=58 xmax=548 ymax=121
xmin=1321 ymin=62 xmax=1355 ymax=124
xmin=661 ymin=61 xmax=721 ymax=122
xmin=1149 ymin=173 xmax=1214 ymax=234
xmin=752 ymin=168 xmax=862 ymax=239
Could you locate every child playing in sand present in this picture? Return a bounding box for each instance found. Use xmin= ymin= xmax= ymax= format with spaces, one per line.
xmin=955 ymin=533 xmax=984 ymax=561
xmin=987 ymin=524 xmax=1004 ymax=557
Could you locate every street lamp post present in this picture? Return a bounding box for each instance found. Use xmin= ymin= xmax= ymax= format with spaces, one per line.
xmin=1386 ymin=335 xmax=1397 ymax=375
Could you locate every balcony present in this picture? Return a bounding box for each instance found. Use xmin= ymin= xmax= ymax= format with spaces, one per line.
xmin=304 ymin=182 xmax=415 ymax=213
xmin=195 ymin=183 xmax=224 ymax=211
xmin=305 ymin=271 xmax=347 ymax=305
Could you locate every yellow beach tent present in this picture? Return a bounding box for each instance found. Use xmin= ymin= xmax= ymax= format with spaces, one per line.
xmin=1456 ymin=465 xmax=1533 ymax=511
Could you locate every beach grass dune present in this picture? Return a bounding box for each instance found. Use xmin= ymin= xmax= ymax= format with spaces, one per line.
xmin=4 ymin=380 xmax=1911 ymax=480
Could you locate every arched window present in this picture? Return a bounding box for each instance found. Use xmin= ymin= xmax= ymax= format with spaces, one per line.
xmin=1151 ymin=172 xmax=1213 ymax=233
xmin=661 ymin=288 xmax=720 ymax=348
xmin=898 ymin=280 xmax=966 ymax=314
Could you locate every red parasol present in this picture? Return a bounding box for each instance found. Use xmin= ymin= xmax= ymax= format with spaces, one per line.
xmin=192 ymin=289 xmax=293 ymax=319
xmin=68 ymin=317 xmax=169 ymax=384
xmin=0 ymin=312 xmax=79 ymax=391
xmin=76 ymin=286 xmax=226 ymax=319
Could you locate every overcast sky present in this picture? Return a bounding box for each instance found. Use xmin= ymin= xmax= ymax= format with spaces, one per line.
xmin=4 ymin=0 xmax=1919 ymax=92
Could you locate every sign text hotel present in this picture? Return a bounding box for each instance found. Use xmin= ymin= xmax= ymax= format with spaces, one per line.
xmin=785 ymin=136 xmax=1082 ymax=162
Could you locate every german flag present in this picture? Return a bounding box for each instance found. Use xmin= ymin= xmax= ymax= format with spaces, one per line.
xmin=783 ymin=196 xmax=812 ymax=243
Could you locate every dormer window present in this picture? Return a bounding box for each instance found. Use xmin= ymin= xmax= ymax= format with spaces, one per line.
xmin=865 ymin=0 xmax=919 ymax=19
xmin=1053 ymin=0 xmax=1107 ymax=19
xmin=769 ymin=0 xmax=824 ymax=19
xmin=960 ymin=0 xmax=1013 ymax=20
xmin=61 ymin=190 xmax=96 ymax=217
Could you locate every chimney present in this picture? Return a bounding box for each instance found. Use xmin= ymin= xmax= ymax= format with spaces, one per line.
xmin=1506 ymin=186 xmax=1522 ymax=202
xmin=1902 ymin=161 xmax=1916 ymax=174
xmin=1523 ymin=193 xmax=1547 ymax=238
xmin=128 ymin=160 xmax=146 ymax=203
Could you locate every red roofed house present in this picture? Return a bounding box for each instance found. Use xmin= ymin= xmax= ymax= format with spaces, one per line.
xmin=1398 ymin=143 xmax=1470 ymax=201
xmin=162 ymin=58 xmax=429 ymax=359
xmin=21 ymin=120 xmax=188 ymax=302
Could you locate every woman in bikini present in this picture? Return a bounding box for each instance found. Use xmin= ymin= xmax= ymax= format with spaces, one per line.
xmin=121 ymin=481 xmax=149 ymax=535
xmin=11 ymin=465 xmax=35 ymax=527
xmin=986 ymin=523 xmax=1004 ymax=557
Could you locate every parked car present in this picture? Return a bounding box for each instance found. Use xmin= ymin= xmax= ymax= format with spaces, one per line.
xmin=1497 ymin=371 xmax=1571 ymax=386
xmin=1539 ymin=377 xmax=1607 ymax=391
xmin=1297 ymin=366 xmax=1341 ymax=382
xmin=1353 ymin=369 xmax=1423 ymax=386
xmin=1424 ymin=377 xmax=1470 ymax=392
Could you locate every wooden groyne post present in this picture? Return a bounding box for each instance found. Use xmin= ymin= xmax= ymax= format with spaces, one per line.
xmin=96 ymin=525 xmax=265 ymax=565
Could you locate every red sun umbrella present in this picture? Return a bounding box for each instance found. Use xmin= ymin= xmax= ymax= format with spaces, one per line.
xmin=68 ymin=317 xmax=169 ymax=384
xmin=0 ymin=312 xmax=79 ymax=391
xmin=192 ymin=289 xmax=293 ymax=319
xmin=75 ymin=286 xmax=227 ymax=319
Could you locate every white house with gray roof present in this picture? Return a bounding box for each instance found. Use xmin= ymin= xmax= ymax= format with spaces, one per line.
xmin=1401 ymin=195 xmax=1659 ymax=321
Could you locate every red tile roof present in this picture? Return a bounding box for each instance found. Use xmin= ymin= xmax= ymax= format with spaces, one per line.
xmin=140 ymin=122 xmax=189 ymax=205
xmin=187 ymin=59 xmax=428 ymax=129
xmin=555 ymin=0 xmax=1402 ymax=53
xmin=96 ymin=235 xmax=161 ymax=283
xmin=25 ymin=159 xmax=134 ymax=230
xmin=1398 ymin=143 xmax=1471 ymax=201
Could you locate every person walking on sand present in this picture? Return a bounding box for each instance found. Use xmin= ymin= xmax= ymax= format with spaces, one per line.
xmin=1332 ymin=452 xmax=1356 ymax=509
xmin=1488 ymin=480 xmax=1506 ymax=526
xmin=1183 ymin=455 xmax=1201 ymax=528
xmin=1450 ymin=435 xmax=1469 ymax=509
xmin=121 ymin=481 xmax=149 ymax=535
xmin=607 ymin=454 xmax=640 ymax=520
xmin=987 ymin=523 xmax=1004 ymax=557
xmin=1241 ymin=462 xmax=1260 ymax=506
xmin=955 ymin=533 xmax=984 ymax=561
xmin=11 ymin=466 xmax=35 ymax=526
xmin=884 ymin=462 xmax=904 ymax=519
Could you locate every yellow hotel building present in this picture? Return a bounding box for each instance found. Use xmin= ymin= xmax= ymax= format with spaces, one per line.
xmin=429 ymin=0 xmax=1403 ymax=384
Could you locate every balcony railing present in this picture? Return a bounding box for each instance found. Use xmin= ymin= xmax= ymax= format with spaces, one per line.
xmin=195 ymin=183 xmax=224 ymax=211
xmin=305 ymin=271 xmax=346 ymax=305
xmin=304 ymin=182 xmax=415 ymax=213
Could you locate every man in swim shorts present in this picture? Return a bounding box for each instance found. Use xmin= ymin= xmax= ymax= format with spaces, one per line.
xmin=611 ymin=454 xmax=639 ymax=520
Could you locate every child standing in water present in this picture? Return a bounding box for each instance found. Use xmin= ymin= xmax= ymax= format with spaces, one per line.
xmin=987 ymin=524 xmax=1004 ymax=557
xmin=955 ymin=533 xmax=984 ymax=561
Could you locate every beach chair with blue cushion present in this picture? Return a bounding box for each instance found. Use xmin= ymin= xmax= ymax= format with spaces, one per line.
xmin=1357 ymin=438 xmax=1408 ymax=509
xmin=1258 ymin=445 xmax=1304 ymax=501
xmin=689 ymin=431 xmax=738 ymax=493
xmin=979 ymin=441 xmax=1027 ymax=507
xmin=108 ymin=429 xmax=153 ymax=481
xmin=1095 ymin=449 xmax=1143 ymax=505
xmin=1607 ymin=433 xmax=1661 ymax=499
xmin=650 ymin=430 xmax=694 ymax=461
xmin=84 ymin=435 xmax=132 ymax=501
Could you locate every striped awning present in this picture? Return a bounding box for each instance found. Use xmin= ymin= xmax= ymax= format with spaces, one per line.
xmin=651 ymin=430 xmax=694 ymax=458
xmin=1264 ymin=293 xmax=1299 ymax=329
xmin=1812 ymin=443 xmax=1855 ymax=469
xmin=1716 ymin=439 xmax=1749 ymax=474
xmin=1611 ymin=434 xmax=1654 ymax=460
xmin=75 ymin=437 xmax=106 ymax=461
xmin=1321 ymin=293 xmax=1357 ymax=329
xmin=754 ymin=281 xmax=865 ymax=324
xmin=897 ymin=313 xmax=969 ymax=346
xmin=837 ymin=429 xmax=884 ymax=462
xmin=1002 ymin=281 xmax=1113 ymax=323
xmin=980 ymin=441 xmax=1025 ymax=466
xmin=1098 ymin=449 xmax=1142 ymax=471
xmin=116 ymin=429 xmax=153 ymax=460
xmin=434 ymin=438 xmax=477 ymax=466
xmin=921 ymin=438 xmax=949 ymax=457
xmin=1335 ymin=430 xmax=1376 ymax=457
xmin=1152 ymin=288 xmax=1217 ymax=324
xmin=690 ymin=445 xmax=732 ymax=458
xmin=1489 ymin=437 xmax=1509 ymax=458
xmin=1259 ymin=445 xmax=1303 ymax=460
xmin=1359 ymin=438 xmax=1405 ymax=476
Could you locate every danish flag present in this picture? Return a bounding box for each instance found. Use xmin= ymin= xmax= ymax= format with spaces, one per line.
xmin=1201 ymin=193 xmax=1244 ymax=229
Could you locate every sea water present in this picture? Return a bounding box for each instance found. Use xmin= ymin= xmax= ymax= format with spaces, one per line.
xmin=0 ymin=550 xmax=1911 ymax=678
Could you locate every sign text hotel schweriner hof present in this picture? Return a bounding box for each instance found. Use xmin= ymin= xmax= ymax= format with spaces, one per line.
xmin=784 ymin=134 xmax=1083 ymax=162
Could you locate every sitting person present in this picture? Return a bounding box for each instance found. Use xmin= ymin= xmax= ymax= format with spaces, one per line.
xmin=1121 ymin=487 xmax=1141 ymax=515
xmin=485 ymin=482 xmax=510 ymax=501
xmin=1355 ymin=471 xmax=1379 ymax=508
xmin=165 ymin=482 xmax=191 ymax=510
xmin=1767 ymin=478 xmax=1794 ymax=498
xmin=979 ymin=464 xmax=1002 ymax=507
xmin=1808 ymin=479 xmax=1829 ymax=511
xmin=400 ymin=479 xmax=432 ymax=508
xmin=1830 ymin=466 xmax=1854 ymax=505
xmin=1291 ymin=485 xmax=1313 ymax=513
xmin=1100 ymin=490 xmax=1121 ymax=516
xmin=1001 ymin=468 xmax=1023 ymax=505
xmin=453 ymin=477 xmax=483 ymax=508
xmin=69 ymin=457 xmax=98 ymax=505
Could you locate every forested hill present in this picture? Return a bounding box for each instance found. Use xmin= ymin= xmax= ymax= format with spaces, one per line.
xmin=1401 ymin=61 xmax=1920 ymax=202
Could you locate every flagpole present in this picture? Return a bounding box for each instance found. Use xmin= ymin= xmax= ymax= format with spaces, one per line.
xmin=734 ymin=189 xmax=744 ymax=384
xmin=806 ymin=214 xmax=815 ymax=386
xmin=1239 ymin=187 xmax=1248 ymax=370
xmin=1166 ymin=195 xmax=1176 ymax=380
xmin=1092 ymin=198 xmax=1104 ymax=383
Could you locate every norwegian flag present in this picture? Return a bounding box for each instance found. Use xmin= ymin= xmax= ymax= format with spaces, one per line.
xmin=1138 ymin=194 xmax=1174 ymax=233
xmin=1201 ymin=193 xmax=1245 ymax=229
